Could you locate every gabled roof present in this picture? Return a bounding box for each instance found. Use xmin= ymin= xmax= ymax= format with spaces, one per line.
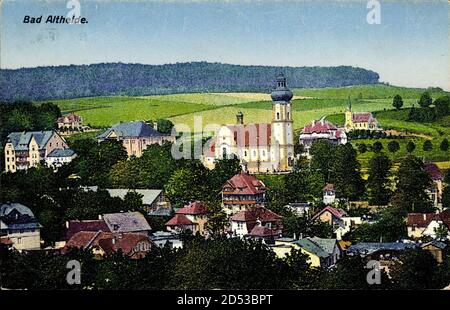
xmin=226 ymin=123 xmax=272 ymax=147
xmin=103 ymin=212 xmax=151 ymax=233
xmin=7 ymin=131 xmax=56 ymax=150
xmin=47 ymin=148 xmax=76 ymax=158
xmin=105 ymin=189 xmax=163 ymax=206
xmin=312 ymin=206 xmax=347 ymax=221
xmin=406 ymin=213 xmax=439 ymax=228
xmin=424 ymin=163 xmax=444 ymax=181
xmin=352 ymin=112 xmax=374 ymax=123
xmin=58 ymin=113 xmax=82 ymax=123
xmin=294 ymin=238 xmax=332 ymax=258
xmin=165 ymin=214 xmax=195 ymax=226
xmin=230 ymin=206 xmax=281 ymax=222
xmin=175 ymin=201 xmax=208 ymax=215
xmin=97 ymin=121 xmax=167 ymax=139
xmin=65 ymin=219 xmax=109 ymax=240
xmin=223 ymin=172 xmax=266 ymax=195
xmin=301 ymin=119 xmax=337 ymax=134
xmin=0 ymin=203 xmax=41 ymax=230
xmin=0 ymin=203 xmax=35 ymax=218
xmin=248 ymin=225 xmax=279 ymax=237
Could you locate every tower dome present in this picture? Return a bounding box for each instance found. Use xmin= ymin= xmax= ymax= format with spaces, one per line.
xmin=271 ymin=73 xmax=293 ymax=102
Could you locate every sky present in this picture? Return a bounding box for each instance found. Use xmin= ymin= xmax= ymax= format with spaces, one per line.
xmin=1 ymin=0 xmax=448 ymax=89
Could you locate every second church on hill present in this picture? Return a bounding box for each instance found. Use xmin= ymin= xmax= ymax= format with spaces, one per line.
xmin=203 ymin=74 xmax=295 ymax=173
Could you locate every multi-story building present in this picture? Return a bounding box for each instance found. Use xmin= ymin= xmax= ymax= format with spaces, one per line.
xmin=299 ymin=118 xmax=347 ymax=156
xmin=97 ymin=121 xmax=176 ymax=157
xmin=4 ymin=130 xmax=71 ymax=173
xmin=57 ymin=113 xmax=84 ymax=131
xmin=222 ymin=172 xmax=266 ymax=215
xmin=165 ymin=201 xmax=209 ymax=235
xmin=203 ymin=74 xmax=295 ymax=173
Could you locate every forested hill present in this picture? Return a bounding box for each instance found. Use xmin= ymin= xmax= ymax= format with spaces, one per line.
xmin=0 ymin=62 xmax=380 ymax=101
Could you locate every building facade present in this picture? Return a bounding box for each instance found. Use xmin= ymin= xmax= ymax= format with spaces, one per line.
xmin=203 ymin=74 xmax=295 ymax=173
xmin=57 ymin=113 xmax=83 ymax=131
xmin=299 ymin=119 xmax=347 ymax=156
xmin=165 ymin=201 xmax=209 ymax=235
xmin=97 ymin=121 xmax=176 ymax=157
xmin=344 ymin=99 xmax=380 ymax=132
xmin=4 ymin=130 xmax=71 ymax=173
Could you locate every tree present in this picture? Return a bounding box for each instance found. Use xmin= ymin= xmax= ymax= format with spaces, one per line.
xmin=434 ymin=223 xmax=449 ymax=241
xmin=418 ymin=91 xmax=433 ymax=108
xmin=440 ymin=138 xmax=449 ymax=151
xmin=372 ymin=141 xmax=383 ymax=153
xmin=442 ymin=186 xmax=450 ymax=209
xmin=406 ymin=141 xmax=416 ymax=154
xmin=310 ymin=140 xmax=336 ymax=184
xmin=357 ymin=143 xmax=367 ymax=154
xmin=331 ymin=144 xmax=365 ymax=201
xmin=123 ymin=190 xmax=144 ymax=211
xmin=434 ymin=95 xmax=450 ymax=117
xmin=367 ymin=153 xmax=392 ymax=205
xmin=422 ymin=140 xmax=433 ymax=152
xmin=393 ymin=94 xmax=403 ymax=110
xmin=209 ymin=157 xmax=242 ymax=195
xmin=387 ymin=140 xmax=400 ymax=153
xmin=391 ymin=156 xmax=433 ymax=212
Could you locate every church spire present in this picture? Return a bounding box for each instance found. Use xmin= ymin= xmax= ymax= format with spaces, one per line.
xmin=347 ymin=95 xmax=352 ymax=111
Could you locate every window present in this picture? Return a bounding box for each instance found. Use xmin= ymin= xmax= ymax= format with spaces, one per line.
xmin=222 ymin=148 xmax=227 ymax=158
xmin=276 ymin=112 xmax=280 ymax=120
xmin=244 ymin=151 xmax=247 ymax=156
xmin=17 ymin=237 xmax=22 ymax=244
xmin=287 ymin=112 xmax=290 ymax=119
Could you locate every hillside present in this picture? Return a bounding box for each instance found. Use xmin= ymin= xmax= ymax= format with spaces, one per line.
xmin=0 ymin=62 xmax=379 ymax=102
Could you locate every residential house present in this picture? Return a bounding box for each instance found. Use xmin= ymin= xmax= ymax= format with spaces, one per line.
xmin=101 ymin=211 xmax=152 ymax=235
xmin=57 ymin=113 xmax=83 ymax=131
xmin=421 ymin=240 xmax=447 ymax=264
xmin=63 ymin=231 xmax=154 ymax=259
xmin=424 ymin=163 xmax=445 ymax=209
xmin=165 ymin=201 xmax=209 ymax=235
xmin=45 ymin=149 xmax=77 ymax=169
xmin=284 ymin=203 xmax=311 ymax=218
xmin=202 ymin=74 xmax=296 ymax=173
xmin=273 ymin=237 xmax=343 ymax=268
xmin=222 ymin=172 xmax=266 ymax=215
xmin=0 ymin=203 xmax=42 ymax=250
xmin=323 ymin=183 xmax=336 ymax=205
xmin=299 ymin=118 xmax=347 ymax=156
xmin=64 ymin=219 xmax=109 ymax=241
xmin=97 ymin=121 xmax=175 ymax=157
xmin=312 ymin=206 xmax=347 ymax=227
xmin=229 ymin=206 xmax=282 ymax=243
xmin=407 ymin=210 xmax=450 ymax=240
xmin=4 ymin=130 xmax=71 ymax=172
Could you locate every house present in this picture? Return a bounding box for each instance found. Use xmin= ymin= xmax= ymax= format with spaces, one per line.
xmin=45 ymin=149 xmax=77 ymax=169
xmin=0 ymin=203 xmax=42 ymax=250
xmin=311 ymin=206 xmax=362 ymax=240
xmin=421 ymin=240 xmax=447 ymax=263
xmin=284 ymin=203 xmax=311 ymax=218
xmin=101 ymin=212 xmax=152 ymax=235
xmin=150 ymin=231 xmax=183 ymax=249
xmin=299 ymin=118 xmax=347 ymax=156
xmin=222 ymin=172 xmax=266 ymax=215
xmin=344 ymin=99 xmax=380 ymax=132
xmin=64 ymin=219 xmax=109 ymax=241
xmin=406 ymin=210 xmax=450 ymax=240
xmin=312 ymin=206 xmax=347 ymax=227
xmin=57 ymin=113 xmax=83 ymax=131
xmin=229 ymin=205 xmax=282 ymax=243
xmin=97 ymin=121 xmax=176 ymax=157
xmin=424 ymin=163 xmax=445 ymax=209
xmin=202 ymin=74 xmax=295 ymax=173
xmin=63 ymin=231 xmax=153 ymax=259
xmin=273 ymin=237 xmax=342 ymax=268
xmin=323 ymin=183 xmax=336 ymax=205
xmin=347 ymin=242 xmax=417 ymax=274
xmin=165 ymin=201 xmax=209 ymax=235
xmin=3 ymin=130 xmax=71 ymax=172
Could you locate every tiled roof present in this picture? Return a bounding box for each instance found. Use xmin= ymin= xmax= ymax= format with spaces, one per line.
xmin=352 ymin=112 xmax=373 ymax=123
xmin=230 ymin=206 xmax=281 ymax=222
xmin=148 ymin=207 xmax=172 ymax=217
xmin=301 ymin=119 xmax=337 ymax=134
xmin=7 ymin=131 xmax=55 ymax=150
xmin=103 ymin=212 xmax=151 ymax=233
xmin=294 ymin=238 xmax=330 ymax=258
xmin=312 ymin=206 xmax=347 ymax=221
xmin=98 ymin=121 xmax=167 ymax=139
xmin=248 ymin=225 xmax=279 ymax=237
xmin=47 ymin=148 xmax=76 ymax=158
xmin=57 ymin=113 xmax=82 ymax=124
xmin=176 ymin=201 xmax=208 ymax=215
xmin=223 ymin=172 xmax=266 ymax=195
xmin=65 ymin=219 xmax=109 ymax=240
xmin=406 ymin=213 xmax=439 ymax=228
xmin=165 ymin=214 xmax=195 ymax=226
xmin=226 ymin=123 xmax=272 ymax=147
xmin=424 ymin=163 xmax=444 ymax=181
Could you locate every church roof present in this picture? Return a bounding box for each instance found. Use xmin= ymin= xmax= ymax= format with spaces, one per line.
xmin=352 ymin=112 xmax=374 ymax=123
xmin=226 ymin=123 xmax=272 ymax=147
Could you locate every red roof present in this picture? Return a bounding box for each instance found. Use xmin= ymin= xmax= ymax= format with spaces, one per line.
xmin=312 ymin=206 xmax=347 ymax=221
xmin=323 ymin=183 xmax=334 ymax=191
xmin=176 ymin=201 xmax=208 ymax=215
xmin=248 ymin=225 xmax=279 ymax=237
xmin=227 ymin=124 xmax=272 ymax=147
xmin=352 ymin=112 xmax=373 ymax=123
xmin=223 ymin=172 xmax=266 ymax=195
xmin=407 ymin=209 xmax=450 ymax=228
xmin=165 ymin=214 xmax=195 ymax=226
xmin=301 ymin=119 xmax=337 ymax=134
xmin=424 ymin=163 xmax=444 ymax=181
xmin=0 ymin=237 xmax=13 ymax=245
xmin=65 ymin=220 xmax=109 ymax=240
xmin=58 ymin=113 xmax=82 ymax=124
xmin=230 ymin=206 xmax=281 ymax=222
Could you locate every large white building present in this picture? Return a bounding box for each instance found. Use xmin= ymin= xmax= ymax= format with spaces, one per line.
xmin=299 ymin=118 xmax=347 ymax=156
xmin=203 ymin=74 xmax=295 ymax=173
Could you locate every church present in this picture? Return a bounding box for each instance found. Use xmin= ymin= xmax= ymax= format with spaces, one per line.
xmin=344 ymin=98 xmax=380 ymax=132
xmin=203 ymin=74 xmax=295 ymax=173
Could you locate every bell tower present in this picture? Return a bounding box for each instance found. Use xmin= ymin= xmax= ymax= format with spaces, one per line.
xmin=270 ymin=73 xmax=294 ymax=171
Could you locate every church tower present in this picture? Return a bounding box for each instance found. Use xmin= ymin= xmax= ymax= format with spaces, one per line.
xmin=344 ymin=95 xmax=354 ymax=132
xmin=270 ymin=73 xmax=294 ymax=171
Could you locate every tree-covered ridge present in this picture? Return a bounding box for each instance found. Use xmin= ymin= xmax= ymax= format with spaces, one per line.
xmin=0 ymin=62 xmax=379 ymax=101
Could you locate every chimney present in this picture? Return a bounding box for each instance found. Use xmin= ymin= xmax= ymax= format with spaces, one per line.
xmin=423 ymin=214 xmax=426 ymax=221
xmin=98 ymin=214 xmax=103 ymax=220
xmin=65 ymin=221 xmax=69 ymax=229
xmin=236 ymin=112 xmax=244 ymax=125
xmin=293 ymin=233 xmax=296 ymax=240
xmin=112 ymin=237 xmax=116 ymax=245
